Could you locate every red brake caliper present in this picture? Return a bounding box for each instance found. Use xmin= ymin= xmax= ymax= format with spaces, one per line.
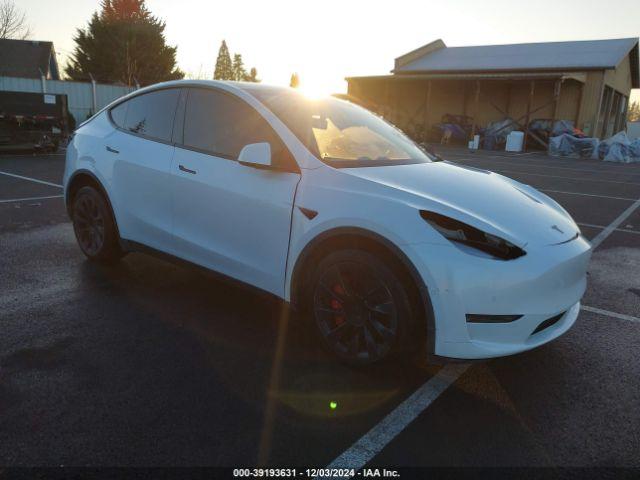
xmin=332 ymin=284 xmax=345 ymax=326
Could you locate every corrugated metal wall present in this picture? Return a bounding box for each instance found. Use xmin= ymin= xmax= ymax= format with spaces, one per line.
xmin=0 ymin=76 xmax=135 ymax=123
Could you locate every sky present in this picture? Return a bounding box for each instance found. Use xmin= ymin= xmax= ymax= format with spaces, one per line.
xmin=19 ymin=0 xmax=640 ymax=100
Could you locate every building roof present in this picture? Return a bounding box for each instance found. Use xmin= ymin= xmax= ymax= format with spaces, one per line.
xmin=394 ymin=38 xmax=639 ymax=87
xmin=347 ymin=72 xmax=585 ymax=83
xmin=0 ymin=39 xmax=60 ymax=80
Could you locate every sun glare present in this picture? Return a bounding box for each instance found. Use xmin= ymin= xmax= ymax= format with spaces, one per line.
xmin=298 ymin=79 xmax=334 ymax=99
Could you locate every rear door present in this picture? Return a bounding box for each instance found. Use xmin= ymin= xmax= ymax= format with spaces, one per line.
xmin=107 ymin=88 xmax=181 ymax=252
xmin=171 ymin=87 xmax=300 ymax=296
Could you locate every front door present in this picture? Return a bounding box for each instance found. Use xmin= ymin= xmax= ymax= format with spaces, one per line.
xmin=171 ymin=87 xmax=300 ymax=296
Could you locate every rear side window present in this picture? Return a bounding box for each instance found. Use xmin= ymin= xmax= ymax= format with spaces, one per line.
xmin=110 ymin=89 xmax=180 ymax=142
xmin=182 ymin=88 xmax=292 ymax=168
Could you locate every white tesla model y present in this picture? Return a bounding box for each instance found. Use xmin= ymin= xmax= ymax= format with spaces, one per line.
xmin=64 ymin=80 xmax=592 ymax=365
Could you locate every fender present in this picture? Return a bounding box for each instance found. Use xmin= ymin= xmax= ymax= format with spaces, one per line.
xmin=288 ymin=226 xmax=437 ymax=355
xmin=65 ymin=168 xmax=122 ymax=239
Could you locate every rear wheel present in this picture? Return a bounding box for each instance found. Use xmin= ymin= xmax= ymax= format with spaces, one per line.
xmin=309 ymin=249 xmax=416 ymax=366
xmin=72 ymin=186 xmax=123 ymax=264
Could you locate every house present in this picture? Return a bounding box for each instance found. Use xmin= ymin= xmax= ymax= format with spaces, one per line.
xmin=346 ymin=38 xmax=640 ymax=145
xmin=0 ymin=38 xmax=60 ymax=80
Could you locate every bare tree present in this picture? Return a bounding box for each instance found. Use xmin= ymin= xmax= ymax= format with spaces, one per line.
xmin=0 ymin=0 xmax=31 ymax=40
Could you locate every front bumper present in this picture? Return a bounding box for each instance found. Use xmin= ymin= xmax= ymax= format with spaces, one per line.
xmin=404 ymin=234 xmax=591 ymax=359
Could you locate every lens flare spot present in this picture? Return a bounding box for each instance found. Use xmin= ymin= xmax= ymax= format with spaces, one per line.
xmin=329 ymin=401 xmax=338 ymax=410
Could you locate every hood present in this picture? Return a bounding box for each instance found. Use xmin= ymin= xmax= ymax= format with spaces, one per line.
xmin=341 ymin=161 xmax=579 ymax=247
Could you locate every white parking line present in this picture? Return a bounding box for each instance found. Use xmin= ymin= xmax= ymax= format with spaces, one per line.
xmin=445 ymin=152 xmax=640 ymax=172
xmin=582 ymin=305 xmax=640 ymax=323
xmin=540 ymin=189 xmax=636 ymax=202
xmin=0 ymin=152 xmax=65 ymax=158
xmin=325 ymin=364 xmax=469 ymax=471
xmin=0 ymin=171 xmax=63 ymax=189
xmin=326 ymin=184 xmax=640 ymax=469
xmin=452 ymin=156 xmax=640 ymax=177
xmin=590 ymin=198 xmax=640 ymax=248
xmin=0 ymin=194 xmax=64 ymax=204
xmin=577 ymin=222 xmax=640 ymax=235
xmin=497 ymin=169 xmax=640 ymax=186
xmin=445 ymin=151 xmax=538 ymax=159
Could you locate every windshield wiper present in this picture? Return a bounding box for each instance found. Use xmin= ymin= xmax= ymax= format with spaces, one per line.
xmin=419 ymin=143 xmax=443 ymax=161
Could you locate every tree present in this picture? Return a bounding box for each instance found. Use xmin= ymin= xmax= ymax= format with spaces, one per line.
xmin=247 ymin=67 xmax=260 ymax=83
xmin=65 ymin=0 xmax=183 ymax=86
xmin=214 ymin=40 xmax=259 ymax=82
xmin=289 ymin=72 xmax=300 ymax=88
xmin=628 ymin=101 xmax=640 ymax=123
xmin=213 ymin=40 xmax=233 ymax=80
xmin=0 ymin=0 xmax=31 ymax=39
xmin=232 ymin=53 xmax=247 ymax=81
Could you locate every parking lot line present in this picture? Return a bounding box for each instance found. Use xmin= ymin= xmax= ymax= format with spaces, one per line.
xmin=446 ymin=155 xmax=640 ymax=176
xmin=539 ymin=189 xmax=637 ymax=202
xmin=446 ymin=151 xmax=538 ymax=159
xmin=0 ymin=152 xmax=65 ymax=158
xmin=582 ymin=305 xmax=640 ymax=323
xmin=590 ymin=198 xmax=640 ymax=248
xmin=450 ymin=156 xmax=640 ymax=177
xmin=496 ymin=169 xmax=640 ymax=186
xmin=325 ymin=364 xmax=470 ymax=471
xmin=0 ymin=170 xmax=63 ymax=189
xmin=326 ymin=179 xmax=640 ymax=469
xmin=0 ymin=194 xmax=64 ymax=204
xmin=577 ymin=222 xmax=640 ymax=235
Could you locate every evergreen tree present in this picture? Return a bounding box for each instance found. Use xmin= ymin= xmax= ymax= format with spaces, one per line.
xmin=247 ymin=67 xmax=259 ymax=83
xmin=213 ymin=40 xmax=260 ymax=82
xmin=65 ymin=0 xmax=183 ymax=86
xmin=289 ymin=72 xmax=300 ymax=88
xmin=214 ymin=40 xmax=233 ymax=80
xmin=101 ymin=0 xmax=149 ymax=20
xmin=232 ymin=53 xmax=247 ymax=81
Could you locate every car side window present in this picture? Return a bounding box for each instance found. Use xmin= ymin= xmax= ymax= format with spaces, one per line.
xmin=111 ymin=89 xmax=180 ymax=143
xmin=182 ymin=88 xmax=295 ymax=170
xmin=110 ymin=102 xmax=127 ymax=128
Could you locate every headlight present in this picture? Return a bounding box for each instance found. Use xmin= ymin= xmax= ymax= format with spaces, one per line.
xmin=420 ymin=210 xmax=526 ymax=260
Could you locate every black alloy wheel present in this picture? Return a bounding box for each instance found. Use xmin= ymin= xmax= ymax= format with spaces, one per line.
xmin=74 ymin=192 xmax=105 ymax=256
xmin=313 ymin=256 xmax=404 ymax=365
xmin=72 ymin=186 xmax=123 ymax=263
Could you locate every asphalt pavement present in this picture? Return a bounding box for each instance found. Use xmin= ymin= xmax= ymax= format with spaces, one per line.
xmin=0 ymin=149 xmax=638 ymax=471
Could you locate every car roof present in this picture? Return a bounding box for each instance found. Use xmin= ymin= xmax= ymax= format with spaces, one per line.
xmin=133 ymin=79 xmax=295 ymax=97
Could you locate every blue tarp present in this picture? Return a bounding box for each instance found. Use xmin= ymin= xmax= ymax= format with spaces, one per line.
xmin=549 ymin=131 xmax=640 ymax=163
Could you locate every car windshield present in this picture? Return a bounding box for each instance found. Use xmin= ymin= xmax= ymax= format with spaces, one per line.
xmin=240 ymin=86 xmax=433 ymax=168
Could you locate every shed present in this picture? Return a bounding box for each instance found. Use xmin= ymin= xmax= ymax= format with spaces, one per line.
xmin=346 ymin=38 xmax=639 ymax=147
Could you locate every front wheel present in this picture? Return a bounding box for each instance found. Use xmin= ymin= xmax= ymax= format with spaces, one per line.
xmin=309 ymin=249 xmax=416 ymax=366
xmin=71 ymin=186 xmax=124 ymax=264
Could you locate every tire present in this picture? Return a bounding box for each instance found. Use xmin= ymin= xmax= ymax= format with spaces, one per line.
xmin=308 ymin=249 xmax=417 ymax=366
xmin=71 ymin=186 xmax=124 ymax=264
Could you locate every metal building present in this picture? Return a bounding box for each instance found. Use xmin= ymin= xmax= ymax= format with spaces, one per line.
xmin=346 ymin=38 xmax=640 ymax=148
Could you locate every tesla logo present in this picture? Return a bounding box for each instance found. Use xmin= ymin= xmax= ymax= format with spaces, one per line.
xmin=551 ymin=225 xmax=564 ymax=234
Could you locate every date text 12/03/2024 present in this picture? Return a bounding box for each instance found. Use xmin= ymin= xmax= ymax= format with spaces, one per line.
xmin=232 ymin=469 xmax=400 ymax=478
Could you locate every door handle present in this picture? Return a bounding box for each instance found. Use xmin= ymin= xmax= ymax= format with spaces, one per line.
xmin=106 ymin=146 xmax=119 ymax=154
xmin=179 ymin=164 xmax=197 ymax=174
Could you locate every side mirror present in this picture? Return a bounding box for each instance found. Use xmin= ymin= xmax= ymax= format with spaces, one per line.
xmin=238 ymin=142 xmax=272 ymax=169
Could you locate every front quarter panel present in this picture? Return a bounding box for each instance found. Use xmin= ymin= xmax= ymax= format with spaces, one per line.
xmin=285 ymin=164 xmax=446 ymax=301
